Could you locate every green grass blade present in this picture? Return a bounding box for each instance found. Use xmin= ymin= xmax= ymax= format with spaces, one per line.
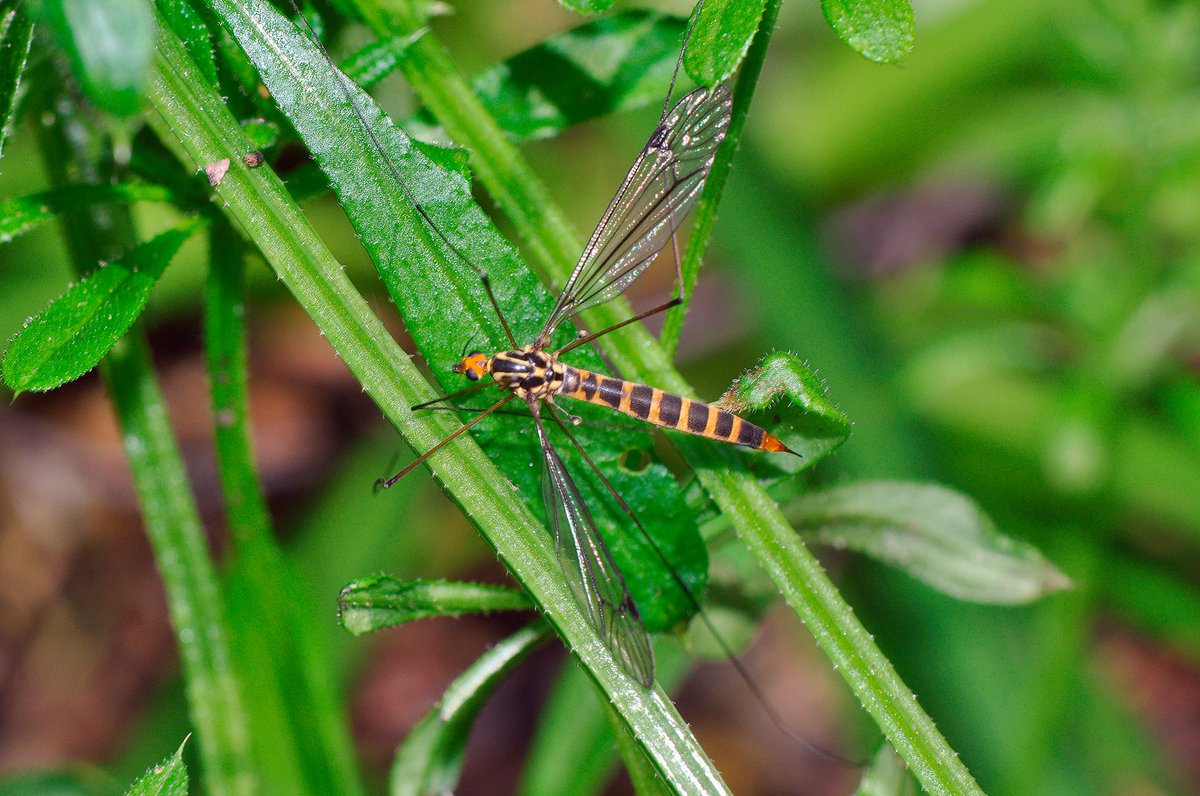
xmin=204 ymin=222 xmax=366 ymax=796
xmin=0 ymin=1 xmax=33 ymax=160
xmin=148 ymin=21 xmax=731 ymax=794
xmin=0 ymin=183 xmax=178 ymax=244
xmin=389 ymin=623 xmax=552 ymax=796
xmin=660 ymin=0 xmax=778 ymax=355
xmin=338 ymin=578 xmax=533 ymax=634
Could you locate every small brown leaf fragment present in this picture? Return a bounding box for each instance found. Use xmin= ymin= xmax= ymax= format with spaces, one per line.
xmin=242 ymin=151 xmax=265 ymax=168
xmin=205 ymin=158 xmax=231 ymax=186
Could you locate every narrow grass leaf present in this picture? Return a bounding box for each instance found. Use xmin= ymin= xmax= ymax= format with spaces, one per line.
xmin=157 ymin=0 xmax=217 ymax=86
xmin=788 ymin=480 xmax=1072 ymax=604
xmin=683 ymin=0 xmax=766 ymax=85
xmin=0 ymin=183 xmax=177 ymax=243
xmin=341 ymin=30 xmax=424 ymax=91
xmin=37 ymin=0 xmax=154 ymax=116
xmin=0 ymin=2 xmax=33 ymax=161
xmin=2 ymin=217 xmax=206 ymax=393
xmin=125 ymin=738 xmax=190 ymax=796
xmin=390 ymin=623 xmax=552 ymax=796
xmin=820 ymin=0 xmax=915 ymax=64
xmin=408 ymin=11 xmax=687 ymax=143
xmin=854 ymin=743 xmax=919 ymax=796
xmin=339 ymin=577 xmax=533 ymax=634
xmin=208 ymin=0 xmax=705 ymax=632
xmin=715 ymin=350 xmax=850 ymax=475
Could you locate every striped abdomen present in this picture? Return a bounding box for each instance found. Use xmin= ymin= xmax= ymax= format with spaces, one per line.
xmin=558 ymin=367 xmax=791 ymax=453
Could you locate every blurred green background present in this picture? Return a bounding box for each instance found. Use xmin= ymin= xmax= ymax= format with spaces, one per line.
xmin=1 ymin=0 xmax=1198 ymax=794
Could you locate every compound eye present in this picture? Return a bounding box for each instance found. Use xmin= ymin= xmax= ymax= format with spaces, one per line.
xmin=456 ymin=351 xmax=487 ymax=381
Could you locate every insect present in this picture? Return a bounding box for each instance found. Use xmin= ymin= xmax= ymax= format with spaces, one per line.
xmin=374 ymin=81 xmax=796 ymax=685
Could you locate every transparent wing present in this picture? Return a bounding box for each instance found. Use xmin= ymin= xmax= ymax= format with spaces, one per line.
xmin=537 ymin=85 xmax=733 ymax=343
xmin=532 ymin=415 xmax=655 ymax=686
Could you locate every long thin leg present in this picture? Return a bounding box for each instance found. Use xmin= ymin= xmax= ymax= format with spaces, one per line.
xmin=542 ymin=405 xmax=857 ymax=765
xmin=377 ymin=393 xmax=518 ymax=490
xmin=411 ymin=381 xmax=492 ymax=411
xmin=479 ymin=272 xmax=518 ymax=348
xmin=555 ymin=296 xmax=682 ymax=356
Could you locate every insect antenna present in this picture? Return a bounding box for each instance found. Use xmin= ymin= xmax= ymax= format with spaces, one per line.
xmin=543 ymin=404 xmax=862 ymax=768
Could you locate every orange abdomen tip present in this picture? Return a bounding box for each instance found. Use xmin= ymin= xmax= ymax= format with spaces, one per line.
xmin=763 ymin=433 xmax=798 ymax=455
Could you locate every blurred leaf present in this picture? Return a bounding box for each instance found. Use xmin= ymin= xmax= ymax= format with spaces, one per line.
xmin=0 ymin=183 xmax=177 ymax=243
xmin=716 ymin=350 xmax=851 ymax=474
xmin=2 ymin=217 xmax=205 ymax=393
xmin=0 ymin=2 xmax=33 ymax=160
xmin=38 ymin=0 xmax=155 ymax=116
xmin=125 ymin=739 xmax=188 ymax=796
xmin=820 ymin=0 xmax=915 ymax=64
xmin=684 ymin=0 xmax=766 ymax=85
xmin=157 ymin=0 xmax=216 ymax=86
xmin=338 ymin=577 xmax=533 ymax=634
xmin=854 ymin=743 xmax=919 ymax=795
xmin=390 ymin=623 xmax=552 ymax=796
xmin=409 ymin=11 xmax=688 ymax=143
xmin=212 ymin=0 xmax=706 ymax=633
xmin=788 ymin=481 xmax=1072 ymax=604
xmin=341 ymin=30 xmax=423 ymax=91
xmin=556 ymin=0 xmax=615 ymax=14
xmin=0 ymin=770 xmax=118 ymax=796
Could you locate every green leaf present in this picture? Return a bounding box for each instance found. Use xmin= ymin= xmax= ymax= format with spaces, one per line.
xmin=684 ymin=0 xmax=767 ymax=85
xmin=854 ymin=743 xmax=919 ymax=796
xmin=0 ymin=2 xmax=34 ymax=161
xmin=37 ymin=0 xmax=155 ymax=116
xmin=715 ymin=350 xmax=851 ymax=475
xmin=157 ymin=0 xmax=217 ymax=86
xmin=2 ymin=217 xmax=205 ymax=393
xmin=0 ymin=183 xmax=177 ymax=243
xmin=390 ymin=623 xmax=552 ymax=796
xmin=556 ymin=0 xmax=615 ymax=14
xmin=209 ymin=0 xmax=705 ymax=632
xmin=0 ymin=770 xmax=118 ymax=796
xmin=125 ymin=738 xmax=189 ymax=796
xmin=338 ymin=577 xmax=533 ymax=634
xmin=820 ymin=0 xmax=915 ymax=64
xmin=788 ymin=481 xmax=1073 ymax=604
xmin=341 ymin=30 xmax=424 ymax=92
xmin=409 ymin=11 xmax=688 ymax=143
